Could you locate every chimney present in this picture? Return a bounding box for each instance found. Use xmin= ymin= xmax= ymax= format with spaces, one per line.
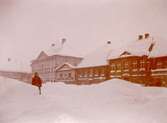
xmin=51 ymin=43 xmax=55 ymax=47
xmin=144 ymin=33 xmax=150 ymax=39
xmin=138 ymin=35 xmax=143 ymax=40
xmin=61 ymin=38 xmax=66 ymax=45
xmin=107 ymin=41 xmax=111 ymax=44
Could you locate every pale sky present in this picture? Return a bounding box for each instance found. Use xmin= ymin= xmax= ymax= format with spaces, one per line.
xmin=0 ymin=0 xmax=167 ymax=71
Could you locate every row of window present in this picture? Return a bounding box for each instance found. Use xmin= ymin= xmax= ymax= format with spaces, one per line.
xmin=59 ymin=73 xmax=72 ymax=78
xmin=33 ymin=67 xmax=58 ymax=73
xmin=77 ymin=68 xmax=105 ymax=77
xmin=110 ymin=60 xmax=146 ymax=70
xmin=78 ymin=72 xmax=105 ymax=78
xmin=156 ymin=61 xmax=167 ymax=69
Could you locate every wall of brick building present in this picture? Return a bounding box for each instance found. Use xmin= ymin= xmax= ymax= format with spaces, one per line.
xmin=108 ymin=55 xmax=167 ymax=86
xmin=75 ymin=65 xmax=109 ymax=84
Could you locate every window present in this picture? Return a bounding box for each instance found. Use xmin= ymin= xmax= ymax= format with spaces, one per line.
xmin=100 ymin=69 xmax=104 ymax=74
xmin=124 ymin=62 xmax=129 ymax=69
xmin=117 ymin=63 xmax=121 ymax=70
xmin=132 ymin=60 xmax=138 ymax=68
xmin=165 ymin=61 xmax=167 ymax=68
xmin=157 ymin=61 xmax=163 ymax=68
xmin=94 ymin=69 xmax=99 ymax=76
xmin=111 ymin=64 xmax=116 ymax=70
xmin=140 ymin=60 xmax=145 ymax=68
xmin=60 ymin=73 xmax=63 ymax=78
xmin=80 ymin=72 xmax=84 ymax=77
xmin=89 ymin=69 xmax=93 ymax=77
xmin=68 ymin=73 xmax=72 ymax=77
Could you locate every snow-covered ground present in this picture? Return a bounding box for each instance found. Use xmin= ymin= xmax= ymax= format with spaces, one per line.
xmin=0 ymin=77 xmax=167 ymax=123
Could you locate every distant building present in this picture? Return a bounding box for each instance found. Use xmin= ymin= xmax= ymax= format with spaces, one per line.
xmin=31 ymin=42 xmax=83 ymax=82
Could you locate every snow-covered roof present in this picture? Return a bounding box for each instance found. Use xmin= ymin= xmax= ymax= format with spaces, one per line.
xmin=108 ymin=47 xmax=125 ymax=59
xmin=55 ymin=63 xmax=76 ymax=71
xmin=45 ymin=41 xmax=83 ymax=58
xmin=108 ymin=35 xmax=167 ymax=59
xmin=121 ymin=36 xmax=155 ymax=57
xmin=78 ymin=43 xmax=113 ymax=67
xmin=108 ymin=35 xmax=167 ymax=60
xmin=149 ymin=37 xmax=167 ymax=57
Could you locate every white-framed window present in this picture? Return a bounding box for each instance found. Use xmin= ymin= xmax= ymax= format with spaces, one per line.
xmin=68 ymin=73 xmax=72 ymax=77
xmin=60 ymin=73 xmax=63 ymax=78
xmin=124 ymin=62 xmax=129 ymax=69
xmin=132 ymin=60 xmax=138 ymax=68
xmin=111 ymin=64 xmax=116 ymax=70
xmin=157 ymin=61 xmax=163 ymax=68
xmin=116 ymin=63 xmax=121 ymax=70
xmin=140 ymin=60 xmax=145 ymax=68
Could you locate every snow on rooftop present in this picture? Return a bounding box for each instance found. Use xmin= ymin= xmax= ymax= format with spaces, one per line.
xmin=106 ymin=36 xmax=157 ymax=60
xmin=122 ymin=36 xmax=155 ymax=57
xmin=108 ymin=46 xmax=125 ymax=59
xmin=78 ymin=38 xmax=149 ymax=67
xmin=55 ymin=62 xmax=76 ymax=71
xmin=45 ymin=41 xmax=83 ymax=58
xmin=149 ymin=37 xmax=167 ymax=57
xmin=108 ymin=35 xmax=167 ymax=59
xmin=78 ymin=43 xmax=113 ymax=67
xmin=1 ymin=77 xmax=167 ymax=123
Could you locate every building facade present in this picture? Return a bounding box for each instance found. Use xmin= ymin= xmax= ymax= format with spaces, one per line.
xmin=108 ymin=55 xmax=150 ymax=84
xmin=55 ymin=63 xmax=76 ymax=83
xmin=29 ymin=34 xmax=167 ymax=86
xmin=150 ymin=56 xmax=167 ymax=84
xmin=75 ymin=65 xmax=110 ymax=84
xmin=31 ymin=51 xmax=82 ymax=82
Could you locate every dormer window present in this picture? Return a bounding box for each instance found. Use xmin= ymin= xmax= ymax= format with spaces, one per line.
xmin=120 ymin=51 xmax=131 ymax=57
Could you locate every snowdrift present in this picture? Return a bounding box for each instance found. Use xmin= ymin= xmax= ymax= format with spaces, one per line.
xmin=0 ymin=77 xmax=167 ymax=123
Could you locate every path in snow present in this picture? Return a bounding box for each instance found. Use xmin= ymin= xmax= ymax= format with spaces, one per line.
xmin=0 ymin=77 xmax=167 ymax=123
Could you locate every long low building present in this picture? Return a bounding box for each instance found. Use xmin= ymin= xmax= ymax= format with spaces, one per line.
xmin=1 ymin=34 xmax=166 ymax=86
xmin=64 ymin=33 xmax=167 ymax=86
xmin=29 ymin=33 xmax=167 ymax=86
xmin=0 ymin=70 xmax=32 ymax=83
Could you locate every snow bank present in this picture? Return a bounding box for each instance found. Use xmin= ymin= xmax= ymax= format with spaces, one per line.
xmin=0 ymin=77 xmax=32 ymax=95
xmin=1 ymin=77 xmax=167 ymax=123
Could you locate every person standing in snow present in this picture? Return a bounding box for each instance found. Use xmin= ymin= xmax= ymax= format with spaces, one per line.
xmin=32 ymin=72 xmax=42 ymax=95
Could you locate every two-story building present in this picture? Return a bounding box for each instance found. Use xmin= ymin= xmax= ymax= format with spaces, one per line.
xmin=31 ymin=42 xmax=83 ymax=82
xmin=108 ymin=33 xmax=155 ymax=84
